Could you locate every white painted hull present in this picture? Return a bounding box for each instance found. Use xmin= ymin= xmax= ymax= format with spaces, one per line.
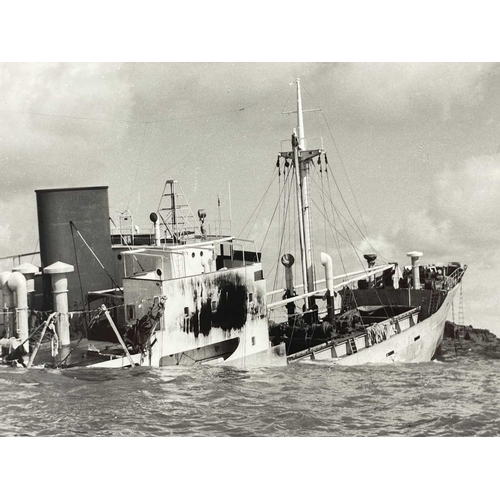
xmin=303 ymin=284 xmax=459 ymax=366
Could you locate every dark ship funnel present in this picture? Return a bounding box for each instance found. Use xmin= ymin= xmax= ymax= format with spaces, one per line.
xmin=36 ymin=186 xmax=115 ymax=311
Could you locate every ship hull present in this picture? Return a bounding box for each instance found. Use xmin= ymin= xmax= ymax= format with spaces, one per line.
xmin=294 ymin=283 xmax=459 ymax=366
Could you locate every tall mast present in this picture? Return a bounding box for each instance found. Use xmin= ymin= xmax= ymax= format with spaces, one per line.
xmin=293 ymin=131 xmax=308 ymax=299
xmin=296 ymin=79 xmax=306 ymax=150
xmin=280 ymin=79 xmax=322 ymax=309
xmin=295 ymin=79 xmax=315 ymax=302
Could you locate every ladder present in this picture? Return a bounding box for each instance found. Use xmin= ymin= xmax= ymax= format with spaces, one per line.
xmin=458 ymin=282 xmax=465 ymax=327
xmin=348 ymin=337 xmax=358 ymax=355
xmin=341 ymin=288 xmax=356 ymax=313
xmin=428 ymin=291 xmax=440 ymax=315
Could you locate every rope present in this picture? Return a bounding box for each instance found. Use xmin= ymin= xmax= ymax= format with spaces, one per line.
xmin=238 ymin=168 xmax=278 ymax=239
xmin=30 ymin=240 xmax=39 ymax=264
xmin=258 ymin=173 xmax=290 ymax=254
xmin=70 ymin=221 xmax=89 ymax=330
xmin=318 ymin=162 xmax=329 ymax=253
xmin=309 ymin=173 xmax=385 ymax=261
xmin=324 ymin=167 xmax=387 ymax=261
xmin=69 ymin=221 xmax=121 ymax=291
xmin=272 ymin=166 xmax=294 ymax=291
xmin=319 ymin=106 xmax=370 ymax=236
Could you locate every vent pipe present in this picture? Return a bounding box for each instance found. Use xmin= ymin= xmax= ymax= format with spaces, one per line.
xmin=363 ymin=254 xmax=377 ymax=286
xmin=281 ymin=254 xmax=295 ymax=296
xmin=7 ymin=272 xmax=29 ymax=352
xmin=407 ymin=251 xmax=423 ymax=290
xmin=321 ymin=252 xmax=335 ymax=323
xmin=149 ymin=212 xmax=161 ymax=247
xmin=0 ymin=272 xmax=14 ymax=338
xmin=12 ymin=262 xmax=39 ymax=313
xmin=44 ymin=261 xmax=74 ymax=352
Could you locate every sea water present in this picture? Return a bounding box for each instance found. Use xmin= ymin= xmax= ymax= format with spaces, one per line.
xmin=0 ymin=341 xmax=499 ymax=437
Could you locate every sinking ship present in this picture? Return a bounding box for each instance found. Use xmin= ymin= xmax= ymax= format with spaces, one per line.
xmin=0 ymin=79 xmax=466 ymax=369
xmin=266 ymin=79 xmax=467 ymax=364
xmin=0 ymin=181 xmax=286 ymax=368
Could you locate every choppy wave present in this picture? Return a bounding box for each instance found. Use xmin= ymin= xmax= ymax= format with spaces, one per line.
xmin=1 ymin=342 xmax=499 ymax=436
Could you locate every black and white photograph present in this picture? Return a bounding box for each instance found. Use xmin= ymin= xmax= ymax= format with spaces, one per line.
xmin=0 ymin=3 xmax=498 ymax=498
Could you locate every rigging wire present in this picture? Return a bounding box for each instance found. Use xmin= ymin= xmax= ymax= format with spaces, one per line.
xmin=30 ymin=239 xmax=39 ymax=264
xmin=258 ymin=174 xmax=291 ymax=254
xmin=265 ymin=173 xmax=296 ymax=282
xmin=280 ymin=85 xmax=295 ymax=114
xmin=0 ymin=86 xmax=285 ymax=125
xmin=69 ymin=223 xmax=89 ymax=331
xmin=272 ymin=166 xmax=294 ymax=291
xmin=276 ymin=160 xmax=281 ymax=287
xmin=111 ymin=86 xmax=291 ymax=212
xmin=238 ymin=168 xmax=278 ymax=239
xmin=323 ymin=160 xmax=386 ymax=260
xmin=315 ymin=162 xmax=329 ymax=254
xmin=314 ymin=194 xmax=396 ymax=319
xmin=325 ymin=162 xmax=345 ymax=271
xmin=69 ymin=221 xmax=121 ymax=292
xmin=309 ymin=173 xmax=387 ymax=262
xmin=309 ymin=198 xmax=369 ymax=256
xmin=112 ymin=119 xmax=236 ymax=212
xmin=320 ymin=110 xmax=370 ymax=236
xmin=300 ymin=84 xmax=384 ymax=260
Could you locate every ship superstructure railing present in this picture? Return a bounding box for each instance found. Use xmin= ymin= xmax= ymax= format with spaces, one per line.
xmin=268 ymin=263 xmax=395 ymax=311
xmin=121 ymin=236 xmax=261 ymax=281
xmin=266 ymin=263 xmax=392 ymax=299
xmin=443 ymin=265 xmax=467 ymax=291
xmin=0 ymin=252 xmax=41 ymax=269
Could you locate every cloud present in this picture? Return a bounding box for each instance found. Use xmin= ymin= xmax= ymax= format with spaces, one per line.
xmin=361 ymin=151 xmax=500 ymax=334
xmin=435 ymin=153 xmax=500 ymax=247
xmin=0 ymin=63 xmax=134 ymax=194
xmin=328 ymin=62 xmax=494 ymax=123
xmin=362 ymin=152 xmax=500 ymax=262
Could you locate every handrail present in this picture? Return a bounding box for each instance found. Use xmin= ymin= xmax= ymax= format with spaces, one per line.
xmin=443 ymin=265 xmax=467 ymax=290
xmin=268 ymin=263 xmax=395 ymax=310
xmin=266 ymin=263 xmax=394 ymax=297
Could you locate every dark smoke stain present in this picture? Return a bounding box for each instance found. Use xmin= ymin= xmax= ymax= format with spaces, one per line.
xmin=200 ymin=298 xmax=212 ymax=335
xmin=211 ymin=275 xmax=247 ymax=331
xmin=183 ymin=273 xmax=249 ymax=336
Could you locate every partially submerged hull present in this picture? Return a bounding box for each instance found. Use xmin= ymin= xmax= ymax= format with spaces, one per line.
xmin=83 ymin=257 xmax=288 ymax=369
xmin=289 ymin=283 xmax=459 ymax=365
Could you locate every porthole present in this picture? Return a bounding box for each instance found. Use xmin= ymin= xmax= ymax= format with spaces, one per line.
xmin=191 ymin=252 xmax=195 ymax=258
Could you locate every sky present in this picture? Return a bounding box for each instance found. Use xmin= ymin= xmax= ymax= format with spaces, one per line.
xmin=0 ymin=62 xmax=499 ymax=334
